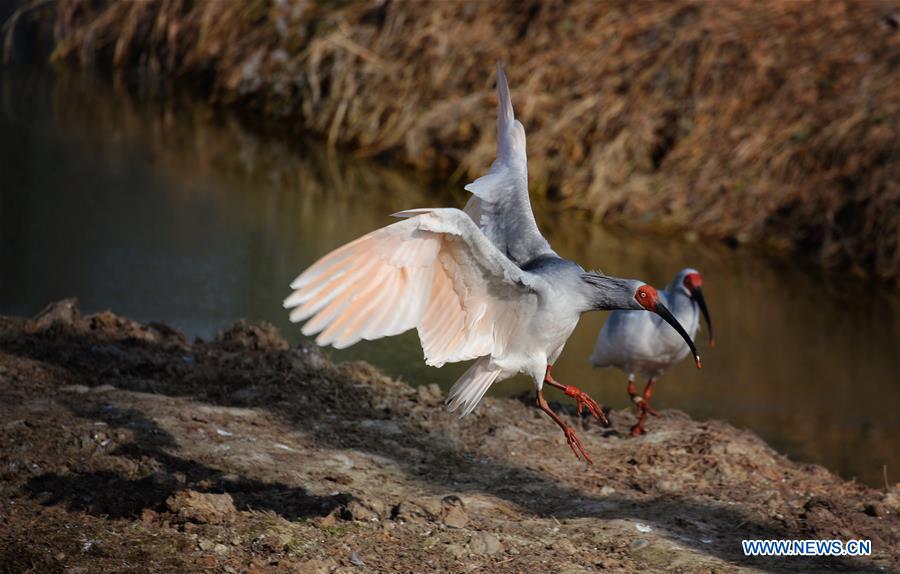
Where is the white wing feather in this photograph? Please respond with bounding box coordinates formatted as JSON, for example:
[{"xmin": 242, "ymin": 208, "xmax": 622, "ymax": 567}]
[{"xmin": 284, "ymin": 208, "xmax": 547, "ymax": 367}]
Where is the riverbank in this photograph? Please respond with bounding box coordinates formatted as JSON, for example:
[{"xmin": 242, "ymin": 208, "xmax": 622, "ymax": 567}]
[
  {"xmin": 5, "ymin": 0, "xmax": 900, "ymax": 285},
  {"xmin": 0, "ymin": 300, "xmax": 897, "ymax": 572}
]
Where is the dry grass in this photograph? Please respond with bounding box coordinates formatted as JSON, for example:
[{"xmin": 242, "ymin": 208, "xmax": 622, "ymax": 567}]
[{"xmin": 7, "ymin": 0, "xmax": 900, "ymax": 283}]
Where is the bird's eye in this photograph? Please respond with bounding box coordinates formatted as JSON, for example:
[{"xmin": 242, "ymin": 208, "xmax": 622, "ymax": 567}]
[{"xmin": 640, "ymin": 292, "xmax": 647, "ymax": 298}]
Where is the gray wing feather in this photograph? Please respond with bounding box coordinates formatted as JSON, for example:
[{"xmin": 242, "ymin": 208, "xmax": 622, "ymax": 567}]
[{"xmin": 464, "ymin": 62, "xmax": 555, "ymax": 266}]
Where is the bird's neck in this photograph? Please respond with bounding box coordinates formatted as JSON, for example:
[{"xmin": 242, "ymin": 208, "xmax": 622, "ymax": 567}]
[
  {"xmin": 580, "ymin": 273, "xmax": 637, "ymax": 312},
  {"xmin": 664, "ymin": 288, "xmax": 698, "ymax": 327}
]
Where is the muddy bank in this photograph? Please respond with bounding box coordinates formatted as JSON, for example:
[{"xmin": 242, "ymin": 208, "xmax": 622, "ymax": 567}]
[
  {"xmin": 7, "ymin": 0, "xmax": 900, "ymax": 285},
  {"xmin": 0, "ymin": 299, "xmax": 897, "ymax": 573}
]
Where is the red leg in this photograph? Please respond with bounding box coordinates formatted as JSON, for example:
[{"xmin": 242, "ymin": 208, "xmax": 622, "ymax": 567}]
[
  {"xmin": 627, "ymin": 376, "xmax": 658, "ymax": 436},
  {"xmin": 543, "ymin": 365, "xmax": 609, "ymax": 426},
  {"xmin": 536, "ymin": 389, "xmax": 593, "ymax": 464}
]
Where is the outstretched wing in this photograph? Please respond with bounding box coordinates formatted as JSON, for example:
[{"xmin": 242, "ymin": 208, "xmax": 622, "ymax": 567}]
[
  {"xmin": 284, "ymin": 208, "xmax": 547, "ymax": 367},
  {"xmin": 464, "ymin": 62, "xmax": 555, "ymax": 266}
]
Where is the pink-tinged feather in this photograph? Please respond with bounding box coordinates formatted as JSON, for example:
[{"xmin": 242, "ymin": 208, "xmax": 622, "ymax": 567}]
[
  {"xmin": 289, "ymin": 235, "xmax": 371, "ymax": 289},
  {"xmin": 285, "ymin": 208, "xmax": 549, "ymax": 416},
  {"xmin": 331, "ymin": 270, "xmax": 400, "ymax": 348}
]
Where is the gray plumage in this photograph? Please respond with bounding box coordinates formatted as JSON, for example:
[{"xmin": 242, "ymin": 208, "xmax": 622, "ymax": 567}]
[
  {"xmin": 591, "ymin": 268, "xmax": 706, "ymax": 378},
  {"xmin": 464, "ymin": 63, "xmax": 555, "ymax": 266}
]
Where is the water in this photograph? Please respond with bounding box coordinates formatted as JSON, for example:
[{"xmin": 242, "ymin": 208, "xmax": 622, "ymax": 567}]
[{"xmin": 2, "ymin": 66, "xmax": 898, "ymax": 487}]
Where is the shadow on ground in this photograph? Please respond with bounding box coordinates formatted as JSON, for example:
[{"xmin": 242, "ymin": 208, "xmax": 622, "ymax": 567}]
[{"xmin": 26, "ymin": 402, "xmax": 349, "ymax": 521}]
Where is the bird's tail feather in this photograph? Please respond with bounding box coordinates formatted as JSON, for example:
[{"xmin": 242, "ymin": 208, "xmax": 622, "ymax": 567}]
[{"xmin": 446, "ymin": 356, "xmax": 501, "ymax": 418}]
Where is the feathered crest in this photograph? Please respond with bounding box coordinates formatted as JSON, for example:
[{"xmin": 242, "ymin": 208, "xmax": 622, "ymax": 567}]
[{"xmin": 580, "ymin": 270, "xmax": 609, "ymax": 286}]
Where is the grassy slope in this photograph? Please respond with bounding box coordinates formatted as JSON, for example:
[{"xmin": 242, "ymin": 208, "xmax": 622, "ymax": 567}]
[{"xmin": 12, "ymin": 0, "xmax": 900, "ymax": 283}]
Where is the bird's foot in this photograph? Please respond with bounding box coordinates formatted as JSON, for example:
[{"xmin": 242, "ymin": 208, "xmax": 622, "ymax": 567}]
[
  {"xmin": 562, "ymin": 385, "xmax": 609, "ymax": 425},
  {"xmin": 562, "ymin": 426, "xmax": 593, "ymax": 464},
  {"xmin": 537, "ymin": 387, "xmax": 595, "ymax": 465},
  {"xmin": 629, "ymin": 402, "xmax": 658, "ymax": 436},
  {"xmin": 628, "ymin": 377, "xmax": 658, "ymax": 436},
  {"xmin": 631, "ymin": 397, "xmax": 659, "ymax": 416}
]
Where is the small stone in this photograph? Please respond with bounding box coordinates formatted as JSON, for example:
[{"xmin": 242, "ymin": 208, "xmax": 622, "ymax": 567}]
[
  {"xmin": 595, "ymin": 557, "xmax": 621, "ymax": 570},
  {"xmin": 34, "ymin": 490, "xmax": 54, "ymax": 504},
  {"xmin": 198, "ymin": 539, "xmax": 215, "ymax": 551},
  {"xmin": 349, "ymin": 551, "xmax": 365, "ymax": 567},
  {"xmin": 269, "ymin": 532, "xmax": 295, "ymax": 552},
  {"xmin": 444, "ymin": 543, "xmax": 467, "ymax": 559},
  {"xmin": 392, "ymin": 500, "xmax": 430, "ymax": 523},
  {"xmin": 26, "ymin": 298, "xmax": 80, "ymax": 333},
  {"xmin": 141, "ymin": 509, "xmax": 157, "ymax": 524},
  {"xmin": 91, "ymin": 384, "xmax": 117, "ymax": 393},
  {"xmin": 325, "ymin": 474, "xmax": 353, "ymax": 485},
  {"xmin": 214, "ymin": 320, "xmax": 289, "ymax": 351},
  {"xmin": 416, "ymin": 384, "xmax": 442, "ymax": 405},
  {"xmin": 213, "ymin": 543, "xmax": 228, "ymax": 555},
  {"xmin": 469, "ymin": 531, "xmax": 502, "ymax": 555},
  {"xmin": 628, "ymin": 539, "xmax": 674, "ymax": 569},
  {"xmin": 629, "ymin": 538, "xmax": 649, "ymax": 551},
  {"xmin": 441, "ymin": 495, "xmax": 468, "ymax": 529},
  {"xmin": 61, "ymin": 385, "xmax": 90, "ymax": 394},
  {"xmin": 557, "ymin": 539, "xmax": 577, "ymax": 554},
  {"xmin": 884, "ymin": 489, "xmax": 900, "ymax": 512},
  {"xmin": 864, "ymin": 502, "xmax": 884, "ymax": 517},
  {"xmin": 166, "ymin": 490, "xmax": 236, "ymax": 524},
  {"xmin": 294, "ymin": 559, "xmax": 331, "ymax": 574},
  {"xmin": 340, "ymin": 499, "xmax": 381, "ymax": 522}
]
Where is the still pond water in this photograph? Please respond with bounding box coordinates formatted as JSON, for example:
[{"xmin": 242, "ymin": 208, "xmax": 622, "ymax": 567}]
[{"xmin": 2, "ymin": 67, "xmax": 898, "ymax": 486}]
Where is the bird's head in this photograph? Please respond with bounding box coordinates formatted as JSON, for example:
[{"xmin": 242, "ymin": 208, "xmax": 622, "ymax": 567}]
[
  {"xmin": 678, "ymin": 269, "xmax": 714, "ymax": 347},
  {"xmin": 633, "ymin": 282, "xmax": 702, "ymax": 369},
  {"xmin": 633, "ymin": 283, "xmax": 660, "ymax": 311},
  {"xmin": 581, "ymin": 273, "xmax": 702, "ymax": 369}
]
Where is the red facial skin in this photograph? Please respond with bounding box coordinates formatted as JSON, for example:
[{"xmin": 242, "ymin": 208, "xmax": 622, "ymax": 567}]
[
  {"xmin": 683, "ymin": 272, "xmax": 702, "ymax": 292},
  {"xmin": 634, "ymin": 284, "xmax": 659, "ymax": 311}
]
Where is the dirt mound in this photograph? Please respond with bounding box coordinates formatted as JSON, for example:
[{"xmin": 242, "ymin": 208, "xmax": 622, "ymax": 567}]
[
  {"xmin": 0, "ymin": 300, "xmax": 897, "ymax": 572},
  {"xmin": 7, "ymin": 0, "xmax": 900, "ymax": 284}
]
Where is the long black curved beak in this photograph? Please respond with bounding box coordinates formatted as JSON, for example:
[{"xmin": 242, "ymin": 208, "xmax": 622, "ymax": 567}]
[
  {"xmin": 654, "ymin": 301, "xmax": 702, "ymax": 369},
  {"xmin": 691, "ymin": 286, "xmax": 714, "ymax": 347}
]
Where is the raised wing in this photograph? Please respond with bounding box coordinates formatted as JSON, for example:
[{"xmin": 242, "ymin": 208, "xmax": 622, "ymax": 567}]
[
  {"xmin": 284, "ymin": 208, "xmax": 547, "ymax": 367},
  {"xmin": 464, "ymin": 62, "xmax": 555, "ymax": 266}
]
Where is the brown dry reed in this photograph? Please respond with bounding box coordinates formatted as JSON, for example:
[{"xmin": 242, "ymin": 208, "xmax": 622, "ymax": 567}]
[{"xmin": 8, "ymin": 0, "xmax": 900, "ymax": 284}]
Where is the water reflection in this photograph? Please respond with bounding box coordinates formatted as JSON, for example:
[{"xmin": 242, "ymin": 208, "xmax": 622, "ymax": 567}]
[{"xmin": 1, "ymin": 66, "xmax": 898, "ymax": 486}]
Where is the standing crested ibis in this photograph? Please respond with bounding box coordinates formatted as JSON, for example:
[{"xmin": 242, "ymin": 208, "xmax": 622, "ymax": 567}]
[
  {"xmin": 284, "ymin": 63, "xmax": 701, "ymax": 463},
  {"xmin": 590, "ymin": 268, "xmax": 714, "ymax": 435}
]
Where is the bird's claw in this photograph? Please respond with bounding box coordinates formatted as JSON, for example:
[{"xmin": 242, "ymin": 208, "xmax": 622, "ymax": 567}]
[
  {"xmin": 563, "ymin": 426, "xmax": 593, "ymax": 465},
  {"xmin": 563, "ymin": 385, "xmax": 609, "ymax": 426},
  {"xmin": 631, "ymin": 397, "xmax": 658, "ymax": 417},
  {"xmin": 627, "ymin": 378, "xmax": 658, "ymax": 436},
  {"xmin": 630, "ymin": 400, "xmax": 658, "ymax": 436}
]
